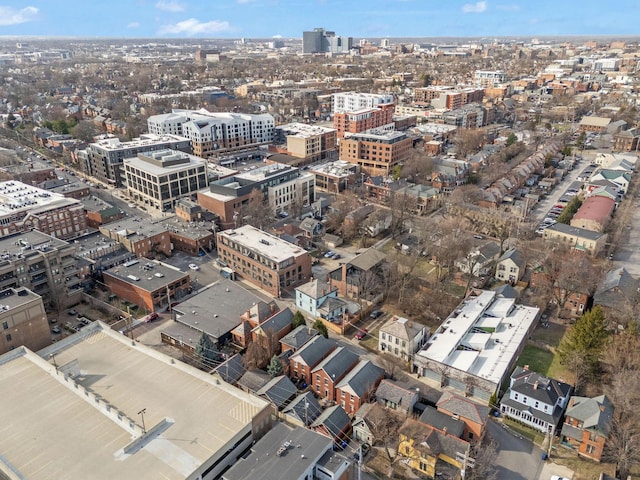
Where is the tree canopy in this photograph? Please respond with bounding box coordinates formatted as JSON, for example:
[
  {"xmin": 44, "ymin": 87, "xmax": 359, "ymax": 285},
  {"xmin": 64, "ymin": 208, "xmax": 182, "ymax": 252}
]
[
  {"xmin": 292, "ymin": 310, "xmax": 306, "ymax": 329},
  {"xmin": 195, "ymin": 332, "xmax": 218, "ymax": 366},
  {"xmin": 312, "ymin": 319, "xmax": 329, "ymax": 338},
  {"xmin": 267, "ymin": 355, "xmax": 284, "ymax": 377}
]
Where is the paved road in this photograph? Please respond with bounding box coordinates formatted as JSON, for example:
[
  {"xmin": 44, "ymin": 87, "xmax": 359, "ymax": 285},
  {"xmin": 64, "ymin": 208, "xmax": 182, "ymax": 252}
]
[{"xmin": 487, "ymin": 419, "xmax": 544, "ymax": 480}]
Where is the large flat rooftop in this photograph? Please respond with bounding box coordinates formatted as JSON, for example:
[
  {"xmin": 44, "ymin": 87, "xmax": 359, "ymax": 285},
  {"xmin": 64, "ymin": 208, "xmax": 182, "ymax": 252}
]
[
  {"xmin": 92, "ymin": 133, "xmax": 189, "ymax": 151},
  {"xmin": 416, "ymin": 290, "xmax": 539, "ymax": 385},
  {"xmin": 0, "ymin": 323, "xmax": 269, "ymax": 480},
  {"xmin": 103, "ymin": 259, "xmax": 189, "ymax": 292},
  {"xmin": 0, "ymin": 181, "xmax": 72, "ymax": 216},
  {"xmin": 219, "ymin": 225, "xmax": 308, "ymax": 263}
]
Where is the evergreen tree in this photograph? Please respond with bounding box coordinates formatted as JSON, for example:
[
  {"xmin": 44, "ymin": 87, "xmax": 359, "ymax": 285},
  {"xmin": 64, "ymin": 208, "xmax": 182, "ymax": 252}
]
[
  {"xmin": 292, "ymin": 310, "xmax": 306, "ymax": 329},
  {"xmin": 195, "ymin": 331, "xmax": 217, "ymax": 366},
  {"xmin": 313, "ymin": 319, "xmax": 329, "ymax": 338},
  {"xmin": 505, "ymin": 132, "xmax": 517, "ymax": 146},
  {"xmin": 267, "ymin": 355, "xmax": 284, "ymax": 377},
  {"xmin": 558, "ymin": 306, "xmax": 609, "ymax": 386}
]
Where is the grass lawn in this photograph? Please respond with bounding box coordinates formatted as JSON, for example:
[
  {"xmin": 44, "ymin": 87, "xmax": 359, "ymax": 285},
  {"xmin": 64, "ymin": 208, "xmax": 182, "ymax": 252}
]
[
  {"xmin": 517, "ymin": 345, "xmax": 555, "ymax": 375},
  {"xmin": 360, "ymin": 328, "xmax": 380, "ymax": 351}
]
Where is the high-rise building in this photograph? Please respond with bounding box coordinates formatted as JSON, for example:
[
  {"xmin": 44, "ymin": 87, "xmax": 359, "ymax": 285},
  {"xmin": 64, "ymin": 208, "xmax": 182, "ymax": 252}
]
[
  {"xmin": 302, "ymin": 28, "xmax": 352, "ymax": 54},
  {"xmin": 339, "ymin": 131, "xmax": 412, "ymax": 177},
  {"xmin": 332, "ymin": 92, "xmax": 394, "ymax": 114}
]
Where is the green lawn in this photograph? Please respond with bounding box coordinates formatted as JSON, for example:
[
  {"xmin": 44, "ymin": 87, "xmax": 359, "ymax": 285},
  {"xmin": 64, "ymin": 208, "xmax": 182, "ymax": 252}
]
[{"xmin": 516, "ymin": 345, "xmax": 555, "ymax": 375}]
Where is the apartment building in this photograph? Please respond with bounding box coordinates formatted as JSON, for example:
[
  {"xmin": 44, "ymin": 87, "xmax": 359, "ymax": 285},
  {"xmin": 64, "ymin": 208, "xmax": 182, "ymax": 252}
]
[
  {"xmin": 543, "ymin": 223, "xmax": 607, "ymax": 256},
  {"xmin": 148, "ymin": 109, "xmax": 274, "ymax": 158},
  {"xmin": 80, "ymin": 134, "xmax": 192, "ymax": 187},
  {"xmin": 99, "ymin": 218, "xmax": 172, "ymax": 258},
  {"xmin": 414, "ymin": 86, "xmax": 484, "ymax": 109},
  {"xmin": 474, "ymin": 70, "xmax": 507, "ymax": 87},
  {"xmin": 0, "ymin": 287, "xmax": 49, "ymax": 355},
  {"xmin": 378, "ymin": 316, "xmax": 429, "ymax": 362},
  {"xmin": 0, "ymin": 230, "xmax": 81, "ymax": 310},
  {"xmin": 332, "ymin": 92, "xmax": 394, "ymax": 114},
  {"xmin": 339, "ymin": 130, "xmax": 412, "ymax": 177},
  {"xmin": 198, "ymin": 163, "xmax": 314, "ymax": 228},
  {"xmin": 216, "ymin": 225, "xmax": 312, "ymax": 296},
  {"xmin": 123, "ymin": 149, "xmax": 208, "ymax": 212},
  {"xmin": 273, "ymin": 123, "xmax": 337, "ymax": 162},
  {"xmin": 310, "ymin": 160, "xmax": 358, "ymax": 194},
  {"xmin": 333, "ymin": 104, "xmax": 395, "ymax": 138},
  {"xmin": 0, "ymin": 181, "xmax": 88, "ymax": 241}
]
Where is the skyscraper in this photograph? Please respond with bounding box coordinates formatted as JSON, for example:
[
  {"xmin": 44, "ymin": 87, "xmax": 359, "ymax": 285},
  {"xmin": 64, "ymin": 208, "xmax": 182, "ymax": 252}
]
[{"xmin": 302, "ymin": 27, "xmax": 352, "ymax": 54}]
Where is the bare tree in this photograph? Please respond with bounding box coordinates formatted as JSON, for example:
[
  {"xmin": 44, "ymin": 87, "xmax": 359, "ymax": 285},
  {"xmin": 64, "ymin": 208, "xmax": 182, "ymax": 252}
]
[
  {"xmin": 453, "ymin": 129, "xmax": 485, "ymax": 158},
  {"xmin": 368, "ymin": 409, "xmax": 407, "ymax": 478},
  {"xmin": 463, "ymin": 438, "xmax": 500, "ymax": 480},
  {"xmin": 605, "ymin": 411, "xmax": 640, "ymax": 480},
  {"xmin": 243, "ymin": 329, "xmax": 279, "ymax": 370},
  {"xmin": 241, "ymin": 188, "xmax": 274, "ymax": 230}
]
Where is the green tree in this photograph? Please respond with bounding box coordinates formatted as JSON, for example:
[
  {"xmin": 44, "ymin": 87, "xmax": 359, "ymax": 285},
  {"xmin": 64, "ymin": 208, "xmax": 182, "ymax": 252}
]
[
  {"xmin": 267, "ymin": 355, "xmax": 284, "ymax": 377},
  {"xmin": 420, "ymin": 73, "xmax": 432, "ymax": 87},
  {"xmin": 505, "ymin": 132, "xmax": 517, "ymax": 147},
  {"xmin": 313, "ymin": 319, "xmax": 328, "ymax": 338},
  {"xmin": 558, "ymin": 306, "xmax": 609, "ymax": 387},
  {"xmin": 557, "ymin": 196, "xmax": 582, "ymax": 224},
  {"xmin": 195, "ymin": 331, "xmax": 218, "ymax": 367},
  {"xmin": 576, "ymin": 131, "xmax": 586, "ymax": 149},
  {"xmin": 292, "ymin": 310, "xmax": 306, "ymax": 329}
]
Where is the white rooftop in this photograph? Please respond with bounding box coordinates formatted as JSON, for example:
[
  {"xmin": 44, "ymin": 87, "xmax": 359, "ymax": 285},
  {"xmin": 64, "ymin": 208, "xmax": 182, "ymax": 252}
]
[
  {"xmin": 123, "ymin": 149, "xmax": 206, "ymax": 176},
  {"xmin": 416, "ymin": 290, "xmax": 539, "ymax": 385},
  {"xmin": 219, "ymin": 225, "xmax": 307, "ymax": 263},
  {"xmin": 276, "ymin": 122, "xmax": 336, "ymax": 137},
  {"xmin": 0, "ymin": 181, "xmax": 70, "ymax": 216},
  {"xmin": 0, "ymin": 322, "xmax": 269, "ymax": 480},
  {"xmin": 92, "ymin": 133, "xmax": 189, "ymax": 150}
]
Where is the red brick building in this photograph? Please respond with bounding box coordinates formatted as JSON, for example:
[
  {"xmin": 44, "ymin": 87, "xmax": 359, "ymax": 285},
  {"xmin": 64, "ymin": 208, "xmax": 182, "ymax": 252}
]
[
  {"xmin": 333, "ymin": 104, "xmax": 394, "ymax": 138},
  {"xmin": 311, "ymin": 347, "xmax": 358, "ymax": 402}
]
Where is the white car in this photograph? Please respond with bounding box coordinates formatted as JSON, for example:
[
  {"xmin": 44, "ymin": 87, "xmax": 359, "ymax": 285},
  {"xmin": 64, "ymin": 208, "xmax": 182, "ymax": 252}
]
[{"xmin": 188, "ymin": 264, "xmax": 199, "ymax": 271}]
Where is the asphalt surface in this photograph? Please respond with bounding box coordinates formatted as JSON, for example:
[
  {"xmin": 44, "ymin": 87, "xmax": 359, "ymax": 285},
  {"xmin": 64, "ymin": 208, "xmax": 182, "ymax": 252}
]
[{"xmin": 487, "ymin": 419, "xmax": 545, "ymax": 480}]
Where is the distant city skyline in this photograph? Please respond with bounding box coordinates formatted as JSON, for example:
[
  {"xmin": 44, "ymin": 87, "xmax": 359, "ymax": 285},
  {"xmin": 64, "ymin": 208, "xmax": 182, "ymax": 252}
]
[{"xmin": 0, "ymin": 0, "xmax": 638, "ymax": 39}]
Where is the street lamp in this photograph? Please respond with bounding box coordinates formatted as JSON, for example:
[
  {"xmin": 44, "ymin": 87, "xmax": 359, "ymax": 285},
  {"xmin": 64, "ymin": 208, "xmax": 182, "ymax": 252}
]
[{"xmin": 138, "ymin": 408, "xmax": 147, "ymax": 434}]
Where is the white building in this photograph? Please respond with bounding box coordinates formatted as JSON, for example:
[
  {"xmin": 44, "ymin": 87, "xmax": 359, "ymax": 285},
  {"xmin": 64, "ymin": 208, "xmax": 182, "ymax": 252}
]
[
  {"xmin": 147, "ymin": 109, "xmax": 274, "ymax": 158},
  {"xmin": 378, "ymin": 316, "xmax": 429, "ymax": 362},
  {"xmin": 413, "ymin": 290, "xmax": 539, "ymax": 403},
  {"xmin": 332, "ymin": 92, "xmax": 394, "ymax": 114},
  {"xmin": 123, "ymin": 149, "xmax": 208, "ymax": 211},
  {"xmin": 474, "ymin": 70, "xmax": 507, "ymax": 87},
  {"xmin": 295, "ymin": 278, "xmax": 347, "ymax": 321}
]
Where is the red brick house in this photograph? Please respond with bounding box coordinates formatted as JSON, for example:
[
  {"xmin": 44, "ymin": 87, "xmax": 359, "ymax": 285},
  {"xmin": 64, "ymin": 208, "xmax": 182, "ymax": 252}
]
[
  {"xmin": 311, "ymin": 346, "xmax": 358, "ymax": 402},
  {"xmin": 561, "ymin": 395, "xmax": 614, "ymax": 462},
  {"xmin": 289, "ymin": 335, "xmax": 336, "ymax": 384},
  {"xmin": 436, "ymin": 391, "xmax": 491, "ymax": 443},
  {"xmin": 334, "ymin": 359, "xmax": 384, "ymax": 415}
]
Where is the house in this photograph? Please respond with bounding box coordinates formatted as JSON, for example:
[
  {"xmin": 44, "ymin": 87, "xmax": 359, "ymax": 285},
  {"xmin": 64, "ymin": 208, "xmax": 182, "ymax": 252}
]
[
  {"xmin": 570, "ymin": 195, "xmax": 615, "ymax": 233},
  {"xmin": 561, "ymin": 395, "xmax": 614, "ymax": 462},
  {"xmin": 352, "ymin": 403, "xmax": 391, "ymax": 444},
  {"xmin": 279, "ymin": 325, "xmax": 318, "ymax": 353},
  {"xmin": 590, "ymin": 169, "xmax": 631, "ymax": 194},
  {"xmin": 495, "ymin": 247, "xmax": 525, "ymax": 284},
  {"xmin": 543, "ymin": 223, "xmax": 608, "ymax": 256},
  {"xmin": 289, "ymin": 335, "xmax": 336, "ymax": 385},
  {"xmin": 378, "ymin": 316, "xmax": 429, "ymax": 362},
  {"xmin": 328, "ymin": 248, "xmax": 387, "ymax": 300},
  {"xmin": 213, "ymin": 353, "xmax": 246, "ymax": 385},
  {"xmin": 231, "ymin": 300, "xmax": 280, "ymax": 348},
  {"xmin": 310, "ymin": 404, "xmax": 352, "ymax": 445},
  {"xmin": 295, "ymin": 278, "xmax": 346, "ymax": 321},
  {"xmin": 311, "ymin": 346, "xmax": 359, "ymax": 401},
  {"xmin": 436, "ymin": 391, "xmax": 491, "ymax": 442},
  {"xmin": 251, "ymin": 307, "xmax": 294, "ymax": 349},
  {"xmin": 456, "ymin": 240, "xmax": 501, "ymax": 276},
  {"xmin": 419, "ymin": 406, "xmax": 466, "ymax": 438},
  {"xmin": 334, "ymin": 359, "xmax": 385, "ymax": 415},
  {"xmin": 256, "ymin": 375, "xmax": 298, "ymax": 411},
  {"xmin": 236, "ymin": 368, "xmax": 271, "ymax": 393},
  {"xmin": 283, "ymin": 391, "xmax": 323, "ymax": 427},
  {"xmin": 500, "ymin": 366, "xmax": 573, "ymax": 433},
  {"xmin": 398, "ymin": 418, "xmax": 469, "ymax": 479},
  {"xmin": 375, "ymin": 379, "xmax": 420, "ymax": 414},
  {"xmin": 593, "ymin": 267, "xmax": 639, "ymax": 316}
]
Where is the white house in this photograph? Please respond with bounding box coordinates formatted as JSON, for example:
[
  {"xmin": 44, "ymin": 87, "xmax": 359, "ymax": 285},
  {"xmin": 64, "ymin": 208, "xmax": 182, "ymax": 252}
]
[
  {"xmin": 495, "ymin": 247, "xmax": 525, "ymax": 284},
  {"xmin": 295, "ymin": 278, "xmax": 347, "ymax": 322},
  {"xmin": 590, "ymin": 169, "xmax": 631, "ymax": 193},
  {"xmin": 378, "ymin": 316, "xmax": 429, "ymax": 362},
  {"xmin": 500, "ymin": 366, "xmax": 573, "ymax": 433}
]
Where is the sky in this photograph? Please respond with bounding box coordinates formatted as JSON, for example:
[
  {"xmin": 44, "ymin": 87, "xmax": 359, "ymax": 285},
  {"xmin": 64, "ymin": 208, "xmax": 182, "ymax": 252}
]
[{"xmin": 0, "ymin": 0, "xmax": 638, "ymax": 39}]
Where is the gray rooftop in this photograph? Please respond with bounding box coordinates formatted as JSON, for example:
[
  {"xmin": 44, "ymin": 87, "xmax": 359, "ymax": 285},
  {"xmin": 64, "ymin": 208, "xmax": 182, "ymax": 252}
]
[
  {"xmin": 280, "ymin": 325, "xmax": 318, "ymax": 350},
  {"xmin": 170, "ymin": 279, "xmax": 267, "ymax": 339},
  {"xmin": 2, "ymin": 323, "xmax": 269, "ymax": 480},
  {"xmin": 103, "ymin": 259, "xmax": 189, "ymax": 293},
  {"xmin": 312, "ymin": 346, "xmax": 358, "ymax": 381},
  {"xmin": 256, "ymin": 375, "xmax": 298, "ymax": 410},
  {"xmin": 436, "ymin": 391, "xmax": 491, "ymax": 425},
  {"xmin": 283, "ymin": 392, "xmax": 322, "ymax": 426},
  {"xmin": 290, "ymin": 335, "xmax": 336, "ymax": 368},
  {"xmin": 222, "ymin": 423, "xmax": 331, "ymax": 480},
  {"xmin": 335, "ymin": 359, "xmax": 384, "ymax": 398},
  {"xmin": 544, "ymin": 222, "xmax": 606, "ymax": 241},
  {"xmin": 419, "ymin": 406, "xmax": 465, "ymax": 438}
]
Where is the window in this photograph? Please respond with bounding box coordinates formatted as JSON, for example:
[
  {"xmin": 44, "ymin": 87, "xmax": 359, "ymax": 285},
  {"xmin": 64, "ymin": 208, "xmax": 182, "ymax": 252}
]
[
  {"xmin": 2, "ymin": 321, "xmax": 7, "ymax": 330},
  {"xmin": 5, "ymin": 334, "xmax": 11, "ymax": 342},
  {"xmin": 586, "ymin": 444, "xmax": 596, "ymax": 454}
]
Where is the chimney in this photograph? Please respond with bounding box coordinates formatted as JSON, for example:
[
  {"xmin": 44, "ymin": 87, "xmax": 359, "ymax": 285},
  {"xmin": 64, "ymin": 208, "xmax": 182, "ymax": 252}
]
[
  {"xmin": 599, "ymin": 404, "xmax": 606, "ymax": 412},
  {"xmin": 442, "ymin": 426, "xmax": 447, "ymax": 434},
  {"xmin": 270, "ymin": 303, "xmax": 276, "ymax": 314},
  {"xmin": 523, "ymin": 365, "xmax": 529, "ymax": 371},
  {"xmin": 569, "ymin": 397, "xmax": 575, "ymax": 408},
  {"xmin": 533, "ymin": 381, "xmax": 539, "ymax": 390}
]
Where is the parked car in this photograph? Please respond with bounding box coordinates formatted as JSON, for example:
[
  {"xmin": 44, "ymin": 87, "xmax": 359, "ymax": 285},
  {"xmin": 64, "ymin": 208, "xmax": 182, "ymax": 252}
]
[
  {"xmin": 324, "ymin": 250, "xmax": 335, "ymax": 258},
  {"xmin": 354, "ymin": 329, "xmax": 368, "ymax": 340},
  {"xmin": 49, "ymin": 318, "xmax": 57, "ymax": 324},
  {"xmin": 188, "ymin": 263, "xmax": 199, "ymax": 271},
  {"xmin": 278, "ymin": 211, "xmax": 289, "ymax": 218},
  {"xmin": 67, "ymin": 308, "xmax": 77, "ymax": 316},
  {"xmin": 51, "ymin": 326, "xmax": 61, "ymax": 334},
  {"xmin": 370, "ymin": 310, "xmax": 384, "ymax": 319},
  {"xmin": 332, "ymin": 253, "xmax": 341, "ymax": 260},
  {"xmin": 146, "ymin": 312, "xmax": 159, "ymax": 322}
]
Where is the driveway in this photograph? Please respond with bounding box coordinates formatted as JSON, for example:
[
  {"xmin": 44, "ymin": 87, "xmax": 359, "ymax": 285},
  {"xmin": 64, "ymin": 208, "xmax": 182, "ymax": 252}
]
[{"xmin": 487, "ymin": 419, "xmax": 544, "ymax": 480}]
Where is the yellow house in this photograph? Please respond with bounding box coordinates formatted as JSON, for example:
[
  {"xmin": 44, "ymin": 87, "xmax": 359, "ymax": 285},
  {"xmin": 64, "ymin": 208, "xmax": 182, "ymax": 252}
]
[{"xmin": 398, "ymin": 419, "xmax": 467, "ymax": 478}]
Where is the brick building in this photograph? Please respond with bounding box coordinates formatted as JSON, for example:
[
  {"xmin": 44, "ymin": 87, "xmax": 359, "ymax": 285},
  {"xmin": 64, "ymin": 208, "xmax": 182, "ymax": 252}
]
[
  {"xmin": 339, "ymin": 131, "xmax": 412, "ymax": 177},
  {"xmin": 0, "ymin": 287, "xmax": 49, "ymax": 355}
]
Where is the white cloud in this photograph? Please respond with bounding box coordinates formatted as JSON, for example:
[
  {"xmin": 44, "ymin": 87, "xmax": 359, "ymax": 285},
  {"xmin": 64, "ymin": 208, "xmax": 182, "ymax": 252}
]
[
  {"xmin": 158, "ymin": 18, "xmax": 231, "ymax": 36},
  {"xmin": 236, "ymin": 0, "xmax": 255, "ymax": 3},
  {"xmin": 272, "ymin": 34, "xmax": 282, "ymax": 38},
  {"xmin": 462, "ymin": 1, "xmax": 487, "ymax": 13},
  {"xmin": 0, "ymin": 6, "xmax": 39, "ymax": 26},
  {"xmin": 155, "ymin": 1, "xmax": 186, "ymax": 12},
  {"xmin": 496, "ymin": 4, "xmax": 520, "ymax": 11},
  {"xmin": 127, "ymin": 22, "xmax": 141, "ymax": 28}
]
